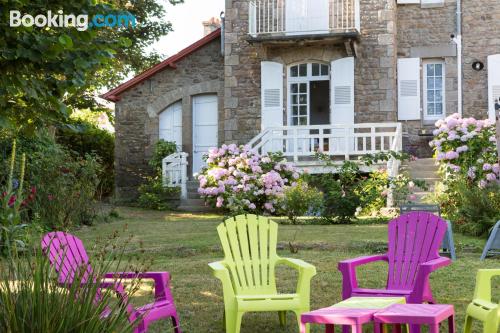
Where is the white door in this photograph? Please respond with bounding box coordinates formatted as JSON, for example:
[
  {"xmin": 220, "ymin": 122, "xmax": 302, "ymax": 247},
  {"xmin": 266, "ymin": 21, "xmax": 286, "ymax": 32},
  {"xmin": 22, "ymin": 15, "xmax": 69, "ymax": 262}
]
[
  {"xmin": 159, "ymin": 101, "xmax": 182, "ymax": 151},
  {"xmin": 193, "ymin": 95, "xmax": 218, "ymax": 175},
  {"xmin": 285, "ymin": 0, "xmax": 329, "ymax": 35}
]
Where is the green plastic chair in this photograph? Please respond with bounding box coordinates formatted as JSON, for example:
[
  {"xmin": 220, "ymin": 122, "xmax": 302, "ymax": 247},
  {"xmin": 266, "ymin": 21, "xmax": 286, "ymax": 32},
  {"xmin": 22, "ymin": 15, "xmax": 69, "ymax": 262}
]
[
  {"xmin": 209, "ymin": 214, "xmax": 316, "ymax": 333},
  {"xmin": 464, "ymin": 269, "xmax": 499, "ymax": 333}
]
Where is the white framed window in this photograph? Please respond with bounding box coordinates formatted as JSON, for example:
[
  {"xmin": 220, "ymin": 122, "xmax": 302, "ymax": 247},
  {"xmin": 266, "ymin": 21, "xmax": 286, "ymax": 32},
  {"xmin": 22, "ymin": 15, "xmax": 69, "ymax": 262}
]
[
  {"xmin": 423, "ymin": 59, "xmax": 445, "ymax": 120},
  {"xmin": 288, "ymin": 62, "xmax": 329, "ymax": 125}
]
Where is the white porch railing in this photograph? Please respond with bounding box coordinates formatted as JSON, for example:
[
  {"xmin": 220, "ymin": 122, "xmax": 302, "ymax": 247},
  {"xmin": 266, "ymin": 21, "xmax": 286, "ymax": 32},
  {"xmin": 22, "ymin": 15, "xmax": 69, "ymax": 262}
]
[
  {"xmin": 248, "ymin": 123, "xmax": 403, "ymax": 161},
  {"xmin": 162, "ymin": 152, "xmax": 188, "ymax": 200},
  {"xmin": 386, "ymin": 123, "xmax": 403, "ymax": 207},
  {"xmin": 249, "ymin": 0, "xmax": 360, "ymax": 37}
]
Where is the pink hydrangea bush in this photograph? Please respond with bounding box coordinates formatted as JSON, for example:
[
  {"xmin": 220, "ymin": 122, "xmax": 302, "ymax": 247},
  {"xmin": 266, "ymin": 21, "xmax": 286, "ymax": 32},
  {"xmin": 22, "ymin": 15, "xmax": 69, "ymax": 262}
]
[
  {"xmin": 430, "ymin": 113, "xmax": 498, "ymax": 187},
  {"xmin": 197, "ymin": 144, "xmax": 301, "ymax": 215}
]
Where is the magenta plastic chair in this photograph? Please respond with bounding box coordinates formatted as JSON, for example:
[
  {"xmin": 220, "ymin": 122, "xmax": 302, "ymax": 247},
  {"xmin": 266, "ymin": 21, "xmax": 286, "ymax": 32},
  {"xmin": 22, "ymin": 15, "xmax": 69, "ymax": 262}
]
[
  {"xmin": 41, "ymin": 232, "xmax": 181, "ymax": 333},
  {"xmin": 338, "ymin": 212, "xmax": 451, "ymax": 333}
]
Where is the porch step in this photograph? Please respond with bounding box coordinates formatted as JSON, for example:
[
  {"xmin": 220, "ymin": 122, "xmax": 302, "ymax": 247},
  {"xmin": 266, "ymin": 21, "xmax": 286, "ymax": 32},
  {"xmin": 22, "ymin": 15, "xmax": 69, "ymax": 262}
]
[
  {"xmin": 178, "ymin": 199, "xmax": 215, "ymax": 213},
  {"xmin": 404, "ymin": 158, "xmax": 440, "ymax": 204}
]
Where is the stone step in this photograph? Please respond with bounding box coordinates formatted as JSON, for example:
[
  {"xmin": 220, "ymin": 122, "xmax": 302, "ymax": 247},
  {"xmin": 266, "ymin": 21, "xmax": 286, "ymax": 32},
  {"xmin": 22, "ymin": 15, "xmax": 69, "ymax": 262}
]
[
  {"xmin": 187, "ymin": 192, "xmax": 201, "ymax": 199},
  {"xmin": 409, "ymin": 171, "xmax": 440, "ymax": 179}
]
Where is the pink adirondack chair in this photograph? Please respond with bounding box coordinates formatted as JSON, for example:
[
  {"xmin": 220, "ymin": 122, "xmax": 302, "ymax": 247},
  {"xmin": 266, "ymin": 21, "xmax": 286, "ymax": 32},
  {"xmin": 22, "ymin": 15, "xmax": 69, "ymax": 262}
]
[
  {"xmin": 338, "ymin": 212, "xmax": 451, "ymax": 304},
  {"xmin": 41, "ymin": 232, "xmax": 181, "ymax": 333}
]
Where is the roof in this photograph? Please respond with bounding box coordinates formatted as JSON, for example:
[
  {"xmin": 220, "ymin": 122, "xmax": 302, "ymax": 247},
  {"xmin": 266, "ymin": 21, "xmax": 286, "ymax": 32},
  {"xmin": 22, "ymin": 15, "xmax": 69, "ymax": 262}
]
[{"xmin": 102, "ymin": 28, "xmax": 222, "ymax": 102}]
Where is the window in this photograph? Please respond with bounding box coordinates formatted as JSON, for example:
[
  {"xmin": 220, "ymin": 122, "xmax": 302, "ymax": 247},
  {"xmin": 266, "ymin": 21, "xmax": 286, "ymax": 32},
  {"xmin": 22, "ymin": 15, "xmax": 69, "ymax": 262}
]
[
  {"xmin": 288, "ymin": 62, "xmax": 330, "ymax": 126},
  {"xmin": 423, "ymin": 60, "xmax": 445, "ymax": 120}
]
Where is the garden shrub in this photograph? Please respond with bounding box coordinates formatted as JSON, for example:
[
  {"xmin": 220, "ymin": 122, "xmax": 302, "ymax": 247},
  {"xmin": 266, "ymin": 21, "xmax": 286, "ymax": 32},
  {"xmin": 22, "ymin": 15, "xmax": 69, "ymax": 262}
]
[
  {"xmin": 430, "ymin": 114, "xmax": 499, "ymax": 236},
  {"xmin": 450, "ymin": 181, "xmax": 500, "ymax": 237},
  {"xmin": 137, "ymin": 140, "xmax": 179, "ymax": 210},
  {"xmin": 430, "ymin": 113, "xmax": 498, "ymax": 187},
  {"xmin": 197, "ymin": 144, "xmax": 301, "ymax": 215},
  {"xmin": 277, "ymin": 179, "xmax": 323, "ymax": 224},
  {"xmin": 0, "ymin": 132, "xmax": 103, "ymax": 231},
  {"xmin": 56, "ymin": 120, "xmax": 115, "ymax": 197}
]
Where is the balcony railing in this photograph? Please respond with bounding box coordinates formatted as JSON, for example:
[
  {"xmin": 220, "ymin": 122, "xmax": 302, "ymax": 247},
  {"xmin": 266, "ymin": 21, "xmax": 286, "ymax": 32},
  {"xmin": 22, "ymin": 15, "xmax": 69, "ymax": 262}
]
[{"xmin": 249, "ymin": 0, "xmax": 360, "ymax": 38}]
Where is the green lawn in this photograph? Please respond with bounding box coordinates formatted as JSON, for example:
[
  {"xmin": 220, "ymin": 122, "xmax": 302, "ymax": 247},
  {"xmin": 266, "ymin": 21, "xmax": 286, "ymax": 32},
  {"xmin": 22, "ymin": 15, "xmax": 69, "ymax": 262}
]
[{"xmin": 77, "ymin": 207, "xmax": 499, "ymax": 333}]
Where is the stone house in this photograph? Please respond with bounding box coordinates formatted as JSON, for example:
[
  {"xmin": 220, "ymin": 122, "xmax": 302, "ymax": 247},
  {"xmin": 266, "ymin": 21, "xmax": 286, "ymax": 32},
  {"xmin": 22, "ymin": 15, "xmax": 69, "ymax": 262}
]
[{"xmin": 103, "ymin": 0, "xmax": 500, "ymax": 200}]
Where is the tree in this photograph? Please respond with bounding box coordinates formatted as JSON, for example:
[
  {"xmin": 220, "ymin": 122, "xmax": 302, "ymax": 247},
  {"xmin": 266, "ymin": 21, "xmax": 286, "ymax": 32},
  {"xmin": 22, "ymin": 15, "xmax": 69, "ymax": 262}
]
[{"xmin": 0, "ymin": 0, "xmax": 182, "ymax": 133}]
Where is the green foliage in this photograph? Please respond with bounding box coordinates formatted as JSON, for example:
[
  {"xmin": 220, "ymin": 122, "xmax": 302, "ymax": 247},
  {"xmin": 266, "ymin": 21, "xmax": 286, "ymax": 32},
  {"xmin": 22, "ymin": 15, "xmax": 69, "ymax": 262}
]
[
  {"xmin": 439, "ymin": 180, "xmax": 500, "ymax": 237},
  {"xmin": 0, "ymin": 132, "xmax": 103, "ymax": 231},
  {"xmin": 148, "ymin": 140, "xmax": 177, "ymax": 172},
  {"xmin": 56, "ymin": 120, "xmax": 115, "ymax": 197},
  {"xmin": 0, "ymin": 0, "xmax": 183, "ymax": 132},
  {"xmin": 137, "ymin": 140, "xmax": 178, "ymax": 210},
  {"xmin": 137, "ymin": 177, "xmax": 179, "ymax": 211},
  {"xmin": 278, "ymin": 179, "xmax": 323, "ymax": 224},
  {"xmin": 0, "ymin": 141, "xmax": 31, "ymax": 256}
]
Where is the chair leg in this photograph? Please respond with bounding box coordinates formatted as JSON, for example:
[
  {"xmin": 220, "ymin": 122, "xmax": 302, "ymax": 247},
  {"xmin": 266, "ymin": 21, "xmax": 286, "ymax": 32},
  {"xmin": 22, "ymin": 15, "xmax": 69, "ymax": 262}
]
[
  {"xmin": 278, "ymin": 311, "xmax": 287, "ymax": 327},
  {"xmin": 171, "ymin": 314, "xmax": 182, "ymax": 333},
  {"xmin": 429, "ymin": 323, "xmax": 440, "ymax": 333},
  {"xmin": 351, "ymin": 324, "xmax": 363, "ymax": 333},
  {"xmin": 225, "ymin": 311, "xmax": 243, "ymax": 333},
  {"xmin": 447, "ymin": 315, "xmax": 455, "ymax": 333},
  {"xmin": 483, "ymin": 320, "xmax": 497, "ymax": 333},
  {"xmin": 325, "ymin": 324, "xmax": 334, "ymax": 333},
  {"xmin": 409, "ymin": 324, "xmax": 421, "ymax": 333},
  {"xmin": 463, "ymin": 314, "xmax": 473, "ymax": 333},
  {"xmin": 295, "ymin": 310, "xmax": 309, "ymax": 333}
]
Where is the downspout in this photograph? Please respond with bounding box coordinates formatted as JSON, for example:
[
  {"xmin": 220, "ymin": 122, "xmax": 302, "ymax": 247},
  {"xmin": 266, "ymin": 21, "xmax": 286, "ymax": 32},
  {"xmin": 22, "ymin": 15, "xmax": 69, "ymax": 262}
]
[
  {"xmin": 220, "ymin": 11, "xmax": 225, "ymax": 56},
  {"xmin": 455, "ymin": 0, "xmax": 463, "ymax": 116}
]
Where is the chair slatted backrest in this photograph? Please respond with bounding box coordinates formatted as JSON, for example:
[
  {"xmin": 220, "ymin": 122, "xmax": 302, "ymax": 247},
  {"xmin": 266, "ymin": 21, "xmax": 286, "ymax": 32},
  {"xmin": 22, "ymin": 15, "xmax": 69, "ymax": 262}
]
[
  {"xmin": 386, "ymin": 212, "xmax": 447, "ymax": 290},
  {"xmin": 217, "ymin": 214, "xmax": 279, "ymax": 295},
  {"xmin": 41, "ymin": 232, "xmax": 94, "ymax": 285}
]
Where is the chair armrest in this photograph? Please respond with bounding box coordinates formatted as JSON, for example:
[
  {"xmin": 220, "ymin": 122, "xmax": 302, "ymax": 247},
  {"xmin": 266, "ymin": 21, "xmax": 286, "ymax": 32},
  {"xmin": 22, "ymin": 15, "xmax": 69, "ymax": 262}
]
[
  {"xmin": 208, "ymin": 261, "xmax": 235, "ymax": 300},
  {"xmin": 410, "ymin": 256, "xmax": 451, "ymax": 303},
  {"xmin": 418, "ymin": 256, "xmax": 451, "ymax": 274},
  {"xmin": 104, "ymin": 272, "xmax": 171, "ymax": 300},
  {"xmin": 277, "ymin": 258, "xmax": 316, "ymax": 295},
  {"xmin": 277, "ymin": 257, "xmax": 316, "ymax": 274},
  {"xmin": 338, "ymin": 254, "xmax": 389, "ymax": 269},
  {"xmin": 337, "ymin": 254, "xmax": 388, "ymax": 299}
]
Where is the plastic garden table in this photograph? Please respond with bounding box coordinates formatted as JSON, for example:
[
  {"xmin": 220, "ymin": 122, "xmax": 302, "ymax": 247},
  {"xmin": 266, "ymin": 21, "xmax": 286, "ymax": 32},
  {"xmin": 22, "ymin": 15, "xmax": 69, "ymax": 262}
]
[
  {"xmin": 300, "ymin": 297, "xmax": 406, "ymax": 333},
  {"xmin": 373, "ymin": 304, "xmax": 455, "ymax": 333}
]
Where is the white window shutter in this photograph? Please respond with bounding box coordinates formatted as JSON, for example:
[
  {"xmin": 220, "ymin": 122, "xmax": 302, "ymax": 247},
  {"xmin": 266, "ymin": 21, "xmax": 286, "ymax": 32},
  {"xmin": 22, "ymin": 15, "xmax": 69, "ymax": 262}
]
[
  {"xmin": 261, "ymin": 61, "xmax": 284, "ymax": 130},
  {"xmin": 331, "ymin": 57, "xmax": 355, "ymax": 125},
  {"xmin": 488, "ymin": 54, "xmax": 500, "ymax": 122},
  {"xmin": 398, "ymin": 58, "xmax": 421, "ymax": 120},
  {"xmin": 397, "ymin": 0, "xmax": 420, "ymax": 4}
]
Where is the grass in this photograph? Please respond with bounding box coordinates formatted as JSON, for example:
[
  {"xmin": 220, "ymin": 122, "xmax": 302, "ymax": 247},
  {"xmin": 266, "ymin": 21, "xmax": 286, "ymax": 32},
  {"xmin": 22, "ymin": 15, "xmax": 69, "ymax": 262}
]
[{"xmin": 76, "ymin": 207, "xmax": 499, "ymax": 333}]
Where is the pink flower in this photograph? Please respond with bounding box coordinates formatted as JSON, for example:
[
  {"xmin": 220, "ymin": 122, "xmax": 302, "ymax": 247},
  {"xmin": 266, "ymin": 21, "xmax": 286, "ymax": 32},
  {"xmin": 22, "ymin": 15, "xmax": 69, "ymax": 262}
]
[
  {"xmin": 216, "ymin": 196, "xmax": 224, "ymax": 208},
  {"xmin": 445, "ymin": 151, "xmax": 459, "ymax": 160},
  {"xmin": 483, "ymin": 163, "xmax": 492, "ymax": 171},
  {"xmin": 409, "ymin": 194, "xmax": 417, "ymax": 201},
  {"xmin": 8, "ymin": 195, "xmax": 16, "ymax": 207},
  {"xmin": 486, "ymin": 173, "xmax": 497, "ymax": 182},
  {"xmin": 492, "ymin": 164, "xmax": 500, "ymax": 174}
]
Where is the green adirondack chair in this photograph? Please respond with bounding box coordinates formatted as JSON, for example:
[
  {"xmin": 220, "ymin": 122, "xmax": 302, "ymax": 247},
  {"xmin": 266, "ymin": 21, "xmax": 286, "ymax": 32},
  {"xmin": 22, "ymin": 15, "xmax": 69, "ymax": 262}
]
[
  {"xmin": 464, "ymin": 269, "xmax": 500, "ymax": 333},
  {"xmin": 209, "ymin": 214, "xmax": 317, "ymax": 333}
]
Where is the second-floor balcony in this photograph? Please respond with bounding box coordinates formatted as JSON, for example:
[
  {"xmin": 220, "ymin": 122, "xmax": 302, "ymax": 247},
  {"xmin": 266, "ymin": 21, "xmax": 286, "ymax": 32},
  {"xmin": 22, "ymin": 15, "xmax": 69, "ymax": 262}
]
[{"xmin": 248, "ymin": 0, "xmax": 360, "ymax": 41}]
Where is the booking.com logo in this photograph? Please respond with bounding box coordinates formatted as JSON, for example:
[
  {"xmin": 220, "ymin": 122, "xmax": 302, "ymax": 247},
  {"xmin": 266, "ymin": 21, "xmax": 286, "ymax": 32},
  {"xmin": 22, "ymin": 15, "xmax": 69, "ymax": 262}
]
[{"xmin": 9, "ymin": 10, "xmax": 136, "ymax": 31}]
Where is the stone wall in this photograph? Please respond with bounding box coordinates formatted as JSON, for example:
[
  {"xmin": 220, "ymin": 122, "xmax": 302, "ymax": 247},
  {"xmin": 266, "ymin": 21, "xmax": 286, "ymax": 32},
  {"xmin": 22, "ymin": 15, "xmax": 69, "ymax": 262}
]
[
  {"xmin": 462, "ymin": 0, "xmax": 500, "ymax": 119},
  {"xmin": 396, "ymin": 0, "xmax": 457, "ymax": 156},
  {"xmin": 114, "ymin": 38, "xmax": 224, "ymax": 200},
  {"xmin": 355, "ymin": 0, "xmax": 398, "ymax": 124}
]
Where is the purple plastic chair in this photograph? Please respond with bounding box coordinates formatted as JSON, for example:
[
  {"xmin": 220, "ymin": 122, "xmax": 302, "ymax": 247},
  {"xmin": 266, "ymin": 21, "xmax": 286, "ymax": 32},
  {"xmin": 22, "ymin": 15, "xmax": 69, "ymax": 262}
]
[
  {"xmin": 41, "ymin": 232, "xmax": 181, "ymax": 333},
  {"xmin": 338, "ymin": 212, "xmax": 451, "ymax": 333}
]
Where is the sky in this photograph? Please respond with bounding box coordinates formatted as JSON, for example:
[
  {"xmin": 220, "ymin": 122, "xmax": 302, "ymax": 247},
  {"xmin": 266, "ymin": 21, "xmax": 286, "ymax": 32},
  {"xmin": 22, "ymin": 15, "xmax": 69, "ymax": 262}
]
[{"xmin": 150, "ymin": 0, "xmax": 225, "ymax": 57}]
